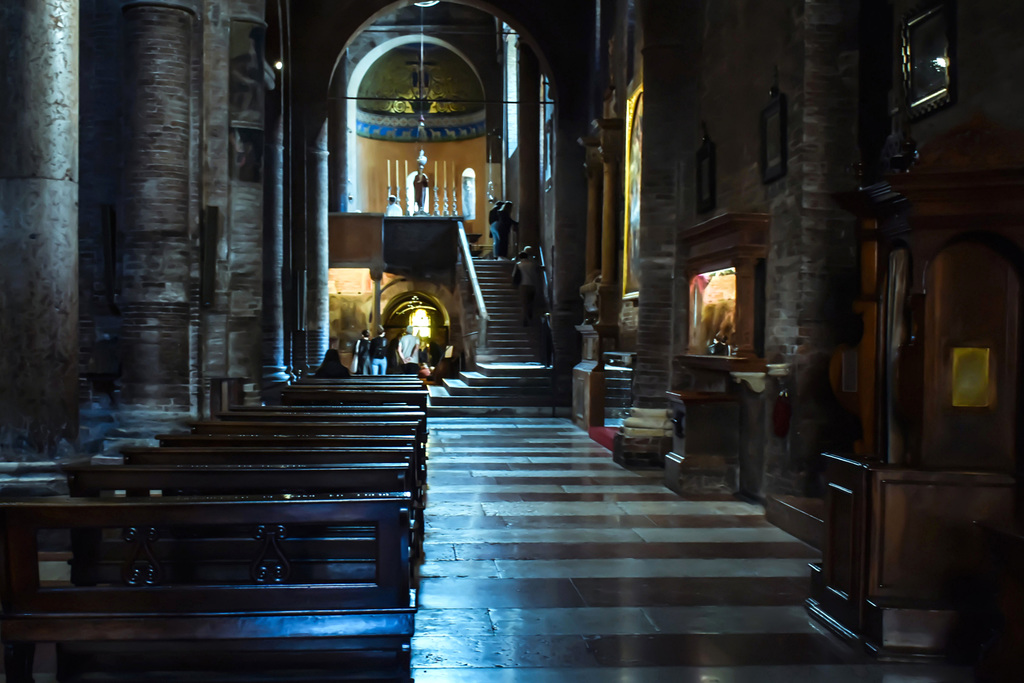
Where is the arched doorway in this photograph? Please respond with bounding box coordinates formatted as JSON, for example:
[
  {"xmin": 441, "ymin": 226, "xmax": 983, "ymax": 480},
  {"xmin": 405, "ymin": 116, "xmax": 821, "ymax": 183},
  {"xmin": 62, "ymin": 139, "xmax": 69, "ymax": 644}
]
[{"xmin": 382, "ymin": 292, "xmax": 450, "ymax": 368}]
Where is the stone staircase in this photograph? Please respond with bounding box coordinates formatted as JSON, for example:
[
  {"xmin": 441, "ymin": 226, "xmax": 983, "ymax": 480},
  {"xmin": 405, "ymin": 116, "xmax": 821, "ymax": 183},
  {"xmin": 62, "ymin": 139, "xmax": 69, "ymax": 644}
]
[{"xmin": 429, "ymin": 259, "xmax": 558, "ymax": 416}]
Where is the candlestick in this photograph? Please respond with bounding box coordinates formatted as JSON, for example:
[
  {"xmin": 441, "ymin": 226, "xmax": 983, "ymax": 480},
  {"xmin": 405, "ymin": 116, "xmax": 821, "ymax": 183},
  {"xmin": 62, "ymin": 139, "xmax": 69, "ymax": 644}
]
[
  {"xmin": 443, "ymin": 160, "xmax": 447, "ymax": 189},
  {"xmin": 387, "ymin": 161, "xmax": 391, "ymax": 188},
  {"xmin": 434, "ymin": 161, "xmax": 437, "ymax": 190}
]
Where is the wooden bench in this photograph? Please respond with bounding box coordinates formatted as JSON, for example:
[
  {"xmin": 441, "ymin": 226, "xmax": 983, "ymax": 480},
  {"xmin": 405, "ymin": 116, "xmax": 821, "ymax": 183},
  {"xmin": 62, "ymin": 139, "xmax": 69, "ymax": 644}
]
[
  {"xmin": 0, "ymin": 494, "xmax": 414, "ymax": 682},
  {"xmin": 281, "ymin": 387, "xmax": 429, "ymax": 412},
  {"xmin": 62, "ymin": 461, "xmax": 409, "ymax": 498},
  {"xmin": 214, "ymin": 408, "xmax": 427, "ymax": 449}
]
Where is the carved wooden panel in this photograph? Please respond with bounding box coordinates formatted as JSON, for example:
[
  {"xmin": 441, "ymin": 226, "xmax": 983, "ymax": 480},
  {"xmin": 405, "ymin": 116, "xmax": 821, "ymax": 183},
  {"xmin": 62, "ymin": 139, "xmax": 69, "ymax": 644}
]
[
  {"xmin": 922, "ymin": 241, "xmax": 1020, "ymax": 472},
  {"xmin": 869, "ymin": 469, "xmax": 1014, "ymax": 602}
]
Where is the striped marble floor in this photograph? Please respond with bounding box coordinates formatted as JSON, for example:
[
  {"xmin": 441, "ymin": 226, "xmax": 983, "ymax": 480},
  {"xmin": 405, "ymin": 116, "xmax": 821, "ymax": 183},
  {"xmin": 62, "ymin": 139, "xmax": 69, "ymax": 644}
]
[{"xmin": 411, "ymin": 418, "xmax": 972, "ymax": 682}]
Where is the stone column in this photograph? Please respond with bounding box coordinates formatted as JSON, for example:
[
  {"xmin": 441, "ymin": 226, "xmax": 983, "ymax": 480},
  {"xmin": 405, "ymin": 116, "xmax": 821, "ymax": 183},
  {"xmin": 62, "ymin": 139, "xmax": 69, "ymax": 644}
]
[
  {"xmin": 579, "ymin": 135, "xmax": 603, "ymax": 279},
  {"xmin": 305, "ymin": 120, "xmax": 330, "ymax": 370},
  {"xmin": 119, "ymin": 0, "xmax": 196, "ymax": 416},
  {"xmin": 517, "ymin": 44, "xmax": 541, "ymax": 250},
  {"xmin": 328, "ymin": 62, "xmax": 349, "ymax": 212},
  {"xmin": 596, "ymin": 118, "xmax": 623, "ymax": 332},
  {"xmin": 262, "ymin": 113, "xmax": 289, "ymax": 393},
  {"xmin": 0, "ymin": 0, "xmax": 80, "ymax": 455}
]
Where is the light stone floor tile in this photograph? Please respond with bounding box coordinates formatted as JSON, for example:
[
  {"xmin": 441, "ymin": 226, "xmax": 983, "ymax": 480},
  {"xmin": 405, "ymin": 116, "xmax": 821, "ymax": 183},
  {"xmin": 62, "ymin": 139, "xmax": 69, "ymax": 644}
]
[
  {"xmin": 424, "ymin": 526, "xmax": 799, "ymax": 543},
  {"xmin": 425, "ymin": 484, "xmax": 566, "ymax": 493},
  {"xmin": 414, "ymin": 608, "xmax": 495, "ymax": 636},
  {"xmin": 427, "ymin": 456, "xmax": 616, "ymax": 465},
  {"xmin": 433, "ymin": 448, "xmax": 613, "ymax": 455},
  {"xmin": 475, "ymin": 501, "xmax": 757, "ymax": 517},
  {"xmin": 434, "ymin": 469, "xmax": 644, "ymax": 479},
  {"xmin": 641, "ymin": 605, "xmax": 819, "ymax": 634},
  {"xmin": 615, "ymin": 501, "xmax": 766, "ymax": 515},
  {"xmin": 487, "ymin": 607, "xmax": 656, "ymax": 635},
  {"xmin": 476, "ymin": 501, "xmax": 635, "ymax": 516},
  {"xmin": 483, "ymin": 606, "xmax": 818, "ymax": 636},
  {"xmin": 419, "ymin": 557, "xmax": 811, "ymax": 579},
  {"xmin": 409, "ymin": 665, "xmax": 975, "ymax": 682},
  {"xmin": 558, "ymin": 484, "xmax": 687, "ymax": 494},
  {"xmin": 423, "ymin": 528, "xmax": 648, "ymax": 544},
  {"xmin": 632, "ymin": 527, "xmax": 801, "ymax": 543}
]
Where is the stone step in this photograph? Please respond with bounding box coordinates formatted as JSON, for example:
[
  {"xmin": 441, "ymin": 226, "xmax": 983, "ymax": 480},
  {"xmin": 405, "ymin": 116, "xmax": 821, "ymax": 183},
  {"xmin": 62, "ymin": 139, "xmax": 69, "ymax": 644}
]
[
  {"xmin": 442, "ymin": 379, "xmax": 553, "ymax": 396},
  {"xmin": 473, "ymin": 362, "xmax": 550, "ymax": 377},
  {"xmin": 428, "ymin": 392, "xmax": 560, "ymax": 407},
  {"xmin": 428, "ymin": 404, "xmax": 568, "ymax": 418},
  {"xmin": 476, "ymin": 353, "xmax": 543, "ymax": 365},
  {"xmin": 457, "ymin": 371, "xmax": 551, "ymax": 388}
]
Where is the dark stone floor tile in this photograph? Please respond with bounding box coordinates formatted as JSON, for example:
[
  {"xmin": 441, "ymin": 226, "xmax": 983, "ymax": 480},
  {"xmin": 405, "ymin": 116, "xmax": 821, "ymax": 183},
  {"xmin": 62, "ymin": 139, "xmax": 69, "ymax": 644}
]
[
  {"xmin": 572, "ymin": 577, "xmax": 809, "ymax": 607},
  {"xmin": 418, "ymin": 578, "xmax": 586, "ymax": 609},
  {"xmin": 450, "ymin": 542, "xmax": 819, "ymax": 561},
  {"xmin": 412, "ymin": 634, "xmax": 595, "ymax": 669},
  {"xmin": 583, "ymin": 633, "xmax": 851, "ymax": 667}
]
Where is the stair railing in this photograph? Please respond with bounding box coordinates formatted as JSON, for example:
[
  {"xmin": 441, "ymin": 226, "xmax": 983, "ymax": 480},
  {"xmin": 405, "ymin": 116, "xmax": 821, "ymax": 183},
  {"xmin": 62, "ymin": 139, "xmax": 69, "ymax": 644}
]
[
  {"xmin": 537, "ymin": 246, "xmax": 554, "ymax": 370},
  {"xmin": 457, "ymin": 221, "xmax": 488, "ymax": 348}
]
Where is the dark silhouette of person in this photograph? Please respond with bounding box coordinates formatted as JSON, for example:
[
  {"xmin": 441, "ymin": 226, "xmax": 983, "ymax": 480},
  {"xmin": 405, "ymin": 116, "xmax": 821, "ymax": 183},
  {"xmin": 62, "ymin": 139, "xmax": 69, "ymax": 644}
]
[
  {"xmin": 314, "ymin": 348, "xmax": 350, "ymax": 378},
  {"xmin": 353, "ymin": 329, "xmax": 371, "ymax": 374},
  {"xmin": 495, "ymin": 202, "xmax": 518, "ymax": 260}
]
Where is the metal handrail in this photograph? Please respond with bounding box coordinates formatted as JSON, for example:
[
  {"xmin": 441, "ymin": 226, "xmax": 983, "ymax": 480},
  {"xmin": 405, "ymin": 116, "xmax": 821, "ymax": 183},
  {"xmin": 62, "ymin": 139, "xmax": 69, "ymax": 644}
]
[{"xmin": 457, "ymin": 222, "xmax": 488, "ymax": 347}]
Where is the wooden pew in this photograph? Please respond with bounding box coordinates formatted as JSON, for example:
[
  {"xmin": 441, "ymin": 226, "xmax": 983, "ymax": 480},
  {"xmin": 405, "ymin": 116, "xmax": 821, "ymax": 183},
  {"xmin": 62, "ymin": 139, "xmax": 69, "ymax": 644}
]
[
  {"xmin": 213, "ymin": 407, "xmax": 428, "ymax": 454},
  {"xmin": 142, "ymin": 433, "xmax": 425, "ymax": 556},
  {"xmin": 121, "ymin": 445, "xmax": 412, "ymax": 467},
  {"xmin": 0, "ymin": 494, "xmax": 414, "ymax": 682},
  {"xmin": 63, "ymin": 461, "xmax": 409, "ymax": 498},
  {"xmin": 281, "ymin": 386, "xmax": 429, "ymax": 411}
]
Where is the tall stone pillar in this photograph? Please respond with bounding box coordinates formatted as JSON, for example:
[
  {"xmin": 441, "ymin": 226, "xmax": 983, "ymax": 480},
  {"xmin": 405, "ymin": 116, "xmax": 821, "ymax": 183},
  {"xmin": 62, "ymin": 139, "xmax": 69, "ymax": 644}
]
[
  {"xmin": 328, "ymin": 62, "xmax": 349, "ymax": 212},
  {"xmin": 119, "ymin": 0, "xmax": 196, "ymax": 416},
  {"xmin": 579, "ymin": 135, "xmax": 603, "ymax": 279},
  {"xmin": 305, "ymin": 120, "xmax": 330, "ymax": 370},
  {"xmin": 517, "ymin": 45, "xmax": 541, "ymax": 251},
  {"xmin": 262, "ymin": 114, "xmax": 289, "ymax": 393},
  {"xmin": 597, "ymin": 118, "xmax": 623, "ymax": 334},
  {"xmin": 0, "ymin": 0, "xmax": 80, "ymax": 455}
]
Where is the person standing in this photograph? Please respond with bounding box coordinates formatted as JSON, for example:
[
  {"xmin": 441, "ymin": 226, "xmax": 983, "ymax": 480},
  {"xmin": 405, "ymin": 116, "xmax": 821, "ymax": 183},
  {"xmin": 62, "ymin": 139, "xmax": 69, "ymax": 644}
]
[
  {"xmin": 353, "ymin": 329, "xmax": 371, "ymax": 374},
  {"xmin": 397, "ymin": 326, "xmax": 420, "ymax": 375},
  {"xmin": 512, "ymin": 246, "xmax": 542, "ymax": 326},
  {"xmin": 368, "ymin": 326, "xmax": 389, "ymax": 375},
  {"xmin": 496, "ymin": 202, "xmax": 518, "ymax": 260},
  {"xmin": 488, "ymin": 202, "xmax": 502, "ymax": 259}
]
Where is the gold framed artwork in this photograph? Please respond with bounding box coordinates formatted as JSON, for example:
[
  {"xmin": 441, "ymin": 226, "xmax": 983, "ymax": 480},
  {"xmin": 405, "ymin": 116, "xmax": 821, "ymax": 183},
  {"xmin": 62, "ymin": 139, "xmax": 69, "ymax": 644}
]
[{"xmin": 622, "ymin": 85, "xmax": 643, "ymax": 299}]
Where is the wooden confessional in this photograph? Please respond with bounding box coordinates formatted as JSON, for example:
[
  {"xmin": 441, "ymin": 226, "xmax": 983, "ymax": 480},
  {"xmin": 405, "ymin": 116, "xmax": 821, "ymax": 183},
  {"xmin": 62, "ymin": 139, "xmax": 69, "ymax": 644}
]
[{"xmin": 809, "ymin": 116, "xmax": 1024, "ymax": 661}]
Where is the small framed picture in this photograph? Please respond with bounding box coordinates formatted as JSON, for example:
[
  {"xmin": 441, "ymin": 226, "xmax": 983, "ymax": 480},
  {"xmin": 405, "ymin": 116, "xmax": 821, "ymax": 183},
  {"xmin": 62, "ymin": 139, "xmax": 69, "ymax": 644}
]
[
  {"xmin": 760, "ymin": 91, "xmax": 787, "ymax": 184},
  {"xmin": 902, "ymin": 1, "xmax": 957, "ymax": 120},
  {"xmin": 696, "ymin": 123, "xmax": 715, "ymax": 214}
]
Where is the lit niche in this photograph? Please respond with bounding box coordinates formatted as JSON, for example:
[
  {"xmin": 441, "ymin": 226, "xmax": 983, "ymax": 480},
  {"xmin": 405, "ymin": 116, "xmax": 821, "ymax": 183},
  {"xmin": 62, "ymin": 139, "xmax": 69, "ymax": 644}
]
[
  {"xmin": 678, "ymin": 213, "xmax": 768, "ymax": 369},
  {"xmin": 690, "ymin": 268, "xmax": 736, "ymax": 355}
]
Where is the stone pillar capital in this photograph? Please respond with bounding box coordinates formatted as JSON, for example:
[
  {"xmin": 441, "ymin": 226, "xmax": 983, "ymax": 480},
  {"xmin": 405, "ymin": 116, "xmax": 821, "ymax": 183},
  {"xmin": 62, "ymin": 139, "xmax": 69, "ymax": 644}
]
[{"xmin": 578, "ymin": 136, "xmax": 603, "ymax": 178}]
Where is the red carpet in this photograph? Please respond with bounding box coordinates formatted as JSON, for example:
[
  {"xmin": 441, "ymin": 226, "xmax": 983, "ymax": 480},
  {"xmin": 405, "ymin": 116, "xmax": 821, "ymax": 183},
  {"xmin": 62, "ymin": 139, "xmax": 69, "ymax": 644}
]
[{"xmin": 589, "ymin": 426, "xmax": 617, "ymax": 451}]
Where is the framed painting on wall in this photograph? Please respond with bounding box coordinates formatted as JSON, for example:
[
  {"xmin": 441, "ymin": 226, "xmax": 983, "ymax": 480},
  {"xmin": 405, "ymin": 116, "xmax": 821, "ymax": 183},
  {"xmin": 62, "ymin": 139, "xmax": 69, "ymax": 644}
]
[
  {"xmin": 902, "ymin": 0, "xmax": 957, "ymax": 120},
  {"xmin": 622, "ymin": 86, "xmax": 643, "ymax": 299}
]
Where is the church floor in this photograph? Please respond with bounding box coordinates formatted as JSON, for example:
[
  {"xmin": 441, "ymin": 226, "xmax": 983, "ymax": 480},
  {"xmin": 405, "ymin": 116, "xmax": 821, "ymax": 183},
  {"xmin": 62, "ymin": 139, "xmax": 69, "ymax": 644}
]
[{"xmin": 410, "ymin": 418, "xmax": 973, "ymax": 682}]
